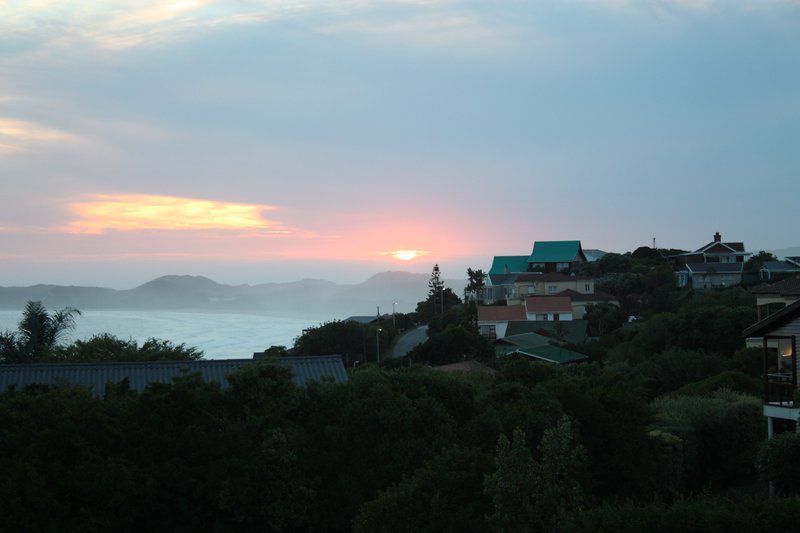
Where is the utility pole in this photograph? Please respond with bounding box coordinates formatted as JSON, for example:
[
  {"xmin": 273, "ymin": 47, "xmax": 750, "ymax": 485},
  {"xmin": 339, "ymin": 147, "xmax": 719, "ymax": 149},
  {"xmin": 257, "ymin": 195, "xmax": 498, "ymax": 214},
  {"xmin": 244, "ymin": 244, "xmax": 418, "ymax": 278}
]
[
  {"xmin": 392, "ymin": 301, "xmax": 397, "ymax": 330},
  {"xmin": 376, "ymin": 328, "xmax": 382, "ymax": 364},
  {"xmin": 440, "ymin": 286, "xmax": 445, "ymax": 316}
]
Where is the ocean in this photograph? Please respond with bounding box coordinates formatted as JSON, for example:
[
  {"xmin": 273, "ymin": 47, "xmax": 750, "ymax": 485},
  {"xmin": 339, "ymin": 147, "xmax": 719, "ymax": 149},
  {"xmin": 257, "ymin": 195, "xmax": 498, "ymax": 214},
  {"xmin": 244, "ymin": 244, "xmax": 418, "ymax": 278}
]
[{"xmin": 0, "ymin": 309, "xmax": 327, "ymax": 360}]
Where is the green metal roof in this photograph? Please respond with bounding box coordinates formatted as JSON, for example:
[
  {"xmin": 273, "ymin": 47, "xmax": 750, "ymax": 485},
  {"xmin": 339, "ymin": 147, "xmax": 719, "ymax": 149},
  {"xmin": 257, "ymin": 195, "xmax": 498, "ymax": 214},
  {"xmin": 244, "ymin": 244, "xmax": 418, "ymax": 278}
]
[
  {"xmin": 528, "ymin": 241, "xmax": 585, "ymax": 264},
  {"xmin": 489, "ymin": 256, "xmax": 530, "ymax": 275},
  {"xmin": 496, "ymin": 332, "xmax": 552, "ymax": 347},
  {"xmin": 0, "ymin": 356, "xmax": 348, "ymax": 396},
  {"xmin": 504, "ymin": 320, "xmax": 589, "ymax": 344},
  {"xmin": 512, "ymin": 344, "xmax": 588, "ymax": 364}
]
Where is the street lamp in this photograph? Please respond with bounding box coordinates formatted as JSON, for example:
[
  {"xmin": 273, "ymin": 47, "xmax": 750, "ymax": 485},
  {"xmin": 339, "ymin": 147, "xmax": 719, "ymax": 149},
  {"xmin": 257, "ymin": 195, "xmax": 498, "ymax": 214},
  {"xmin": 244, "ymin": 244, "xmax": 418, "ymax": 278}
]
[
  {"xmin": 440, "ymin": 286, "xmax": 445, "ymax": 316},
  {"xmin": 392, "ymin": 301, "xmax": 398, "ymax": 330},
  {"xmin": 377, "ymin": 328, "xmax": 382, "ymax": 364}
]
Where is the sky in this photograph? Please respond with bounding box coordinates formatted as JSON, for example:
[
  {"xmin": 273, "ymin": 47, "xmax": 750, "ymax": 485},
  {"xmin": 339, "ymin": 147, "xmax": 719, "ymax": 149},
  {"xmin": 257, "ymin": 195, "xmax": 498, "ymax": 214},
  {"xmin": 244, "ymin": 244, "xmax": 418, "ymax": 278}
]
[{"xmin": 1, "ymin": 0, "xmax": 799, "ymax": 288}]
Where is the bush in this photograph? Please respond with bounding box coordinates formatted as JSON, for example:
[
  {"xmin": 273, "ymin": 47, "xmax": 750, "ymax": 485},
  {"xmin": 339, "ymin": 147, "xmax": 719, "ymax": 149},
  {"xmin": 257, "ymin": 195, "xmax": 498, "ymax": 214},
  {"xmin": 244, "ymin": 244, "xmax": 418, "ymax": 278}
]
[
  {"xmin": 674, "ymin": 370, "xmax": 761, "ymax": 397},
  {"xmin": 652, "ymin": 391, "xmax": 763, "ymax": 489},
  {"xmin": 757, "ymin": 432, "xmax": 800, "ymax": 496},
  {"xmin": 570, "ymin": 497, "xmax": 800, "ymax": 532},
  {"xmin": 635, "ymin": 349, "xmax": 727, "ymax": 394}
]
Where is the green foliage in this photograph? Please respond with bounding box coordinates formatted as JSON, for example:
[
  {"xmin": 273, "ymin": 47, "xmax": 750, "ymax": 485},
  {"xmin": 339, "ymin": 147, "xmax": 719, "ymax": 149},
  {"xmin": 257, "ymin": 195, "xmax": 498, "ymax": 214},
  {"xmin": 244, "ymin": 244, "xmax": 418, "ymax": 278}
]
[
  {"xmin": 484, "ymin": 428, "xmax": 538, "ymax": 531},
  {"xmin": 634, "ymin": 349, "xmax": 728, "ymax": 395},
  {"xmin": 484, "ymin": 418, "xmax": 587, "ymax": 532},
  {"xmin": 732, "ymin": 346, "xmax": 763, "ymax": 377},
  {"xmin": 570, "ymin": 497, "xmax": 800, "ymax": 532},
  {"xmin": 354, "ymin": 447, "xmax": 492, "ymax": 533},
  {"xmin": 652, "ymin": 391, "xmax": 763, "ymax": 489},
  {"xmin": 531, "ymin": 416, "xmax": 587, "ymax": 531},
  {"xmin": 584, "ymin": 302, "xmax": 624, "ymax": 335},
  {"xmin": 293, "ymin": 318, "xmax": 395, "ymax": 366},
  {"xmin": 51, "ymin": 334, "xmax": 203, "ymax": 362},
  {"xmin": 408, "ymin": 324, "xmax": 493, "ymax": 366},
  {"xmin": 466, "ymin": 267, "xmax": 487, "ymax": 294},
  {"xmin": 745, "ymin": 250, "xmax": 778, "ymax": 273},
  {"xmin": 757, "ymin": 432, "xmax": 800, "ymax": 496},
  {"xmin": 674, "ymin": 370, "xmax": 761, "ymax": 397},
  {"xmin": 0, "ymin": 301, "xmax": 81, "ymax": 362}
]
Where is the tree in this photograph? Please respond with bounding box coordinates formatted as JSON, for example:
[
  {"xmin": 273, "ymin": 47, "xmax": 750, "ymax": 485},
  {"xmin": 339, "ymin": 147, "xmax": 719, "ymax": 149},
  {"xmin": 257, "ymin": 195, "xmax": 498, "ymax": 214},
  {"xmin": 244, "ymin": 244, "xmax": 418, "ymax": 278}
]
[
  {"xmin": 584, "ymin": 302, "xmax": 624, "ymax": 336},
  {"xmin": 745, "ymin": 250, "xmax": 777, "ymax": 273},
  {"xmin": 0, "ymin": 301, "xmax": 81, "ymax": 363},
  {"xmin": 533, "ymin": 416, "xmax": 587, "ymax": 531},
  {"xmin": 466, "ymin": 268, "xmax": 487, "ymax": 298},
  {"xmin": 52, "ymin": 334, "xmax": 203, "ymax": 363},
  {"xmin": 484, "ymin": 428, "xmax": 538, "ymax": 531}
]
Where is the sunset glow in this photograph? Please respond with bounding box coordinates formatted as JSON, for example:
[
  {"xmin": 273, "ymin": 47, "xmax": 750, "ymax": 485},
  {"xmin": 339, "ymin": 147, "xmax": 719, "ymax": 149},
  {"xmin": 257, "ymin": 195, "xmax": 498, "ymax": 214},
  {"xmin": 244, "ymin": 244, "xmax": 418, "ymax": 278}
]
[
  {"xmin": 68, "ymin": 194, "xmax": 277, "ymax": 233},
  {"xmin": 382, "ymin": 250, "xmax": 430, "ymax": 261}
]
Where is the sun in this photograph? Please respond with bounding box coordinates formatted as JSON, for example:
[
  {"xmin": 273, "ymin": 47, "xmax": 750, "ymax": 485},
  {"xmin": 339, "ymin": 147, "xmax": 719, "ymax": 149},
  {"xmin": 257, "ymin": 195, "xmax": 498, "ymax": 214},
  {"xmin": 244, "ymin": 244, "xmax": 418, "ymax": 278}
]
[{"xmin": 386, "ymin": 249, "xmax": 429, "ymax": 261}]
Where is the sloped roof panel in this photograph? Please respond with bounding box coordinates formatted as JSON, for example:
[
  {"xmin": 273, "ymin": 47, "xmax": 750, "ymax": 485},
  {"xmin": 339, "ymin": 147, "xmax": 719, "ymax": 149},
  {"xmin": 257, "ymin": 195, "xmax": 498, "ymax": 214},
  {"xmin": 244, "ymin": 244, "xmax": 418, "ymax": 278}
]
[{"xmin": 0, "ymin": 356, "xmax": 347, "ymax": 396}]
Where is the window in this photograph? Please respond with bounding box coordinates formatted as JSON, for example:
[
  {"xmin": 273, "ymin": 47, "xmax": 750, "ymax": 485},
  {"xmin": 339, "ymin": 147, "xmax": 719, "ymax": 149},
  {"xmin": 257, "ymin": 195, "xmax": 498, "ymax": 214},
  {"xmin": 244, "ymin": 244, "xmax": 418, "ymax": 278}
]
[
  {"xmin": 527, "ymin": 286, "xmax": 535, "ymax": 294},
  {"xmin": 536, "ymin": 313, "xmax": 548, "ymax": 321},
  {"xmin": 553, "ymin": 314, "xmax": 560, "ymax": 321},
  {"xmin": 584, "ymin": 283, "xmax": 591, "ymax": 292},
  {"xmin": 548, "ymin": 285, "xmax": 557, "ymax": 294},
  {"xmin": 480, "ymin": 324, "xmax": 497, "ymax": 340}
]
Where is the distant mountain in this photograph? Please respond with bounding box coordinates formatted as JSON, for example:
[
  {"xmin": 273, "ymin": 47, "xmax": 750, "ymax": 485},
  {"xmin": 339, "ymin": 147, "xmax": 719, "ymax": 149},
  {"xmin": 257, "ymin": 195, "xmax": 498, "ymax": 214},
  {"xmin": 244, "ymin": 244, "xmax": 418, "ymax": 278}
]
[
  {"xmin": 0, "ymin": 272, "xmax": 467, "ymax": 318},
  {"xmin": 772, "ymin": 246, "xmax": 800, "ymax": 259}
]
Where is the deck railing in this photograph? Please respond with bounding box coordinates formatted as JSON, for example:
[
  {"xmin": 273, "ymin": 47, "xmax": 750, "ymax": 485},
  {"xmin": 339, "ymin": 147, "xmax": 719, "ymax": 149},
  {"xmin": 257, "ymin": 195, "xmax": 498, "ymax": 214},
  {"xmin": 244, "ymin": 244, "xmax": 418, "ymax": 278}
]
[{"xmin": 765, "ymin": 372, "xmax": 795, "ymax": 406}]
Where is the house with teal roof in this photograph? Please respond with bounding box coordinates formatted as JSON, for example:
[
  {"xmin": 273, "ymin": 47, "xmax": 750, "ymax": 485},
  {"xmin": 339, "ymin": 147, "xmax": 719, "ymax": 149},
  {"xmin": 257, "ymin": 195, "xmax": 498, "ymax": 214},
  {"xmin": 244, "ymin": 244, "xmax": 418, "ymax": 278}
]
[{"xmin": 527, "ymin": 240, "xmax": 587, "ymax": 273}]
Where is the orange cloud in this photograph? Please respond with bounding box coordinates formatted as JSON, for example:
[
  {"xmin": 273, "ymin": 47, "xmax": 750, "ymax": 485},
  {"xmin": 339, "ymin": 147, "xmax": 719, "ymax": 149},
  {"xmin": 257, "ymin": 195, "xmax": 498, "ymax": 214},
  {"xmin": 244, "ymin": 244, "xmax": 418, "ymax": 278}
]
[{"xmin": 67, "ymin": 193, "xmax": 280, "ymax": 233}]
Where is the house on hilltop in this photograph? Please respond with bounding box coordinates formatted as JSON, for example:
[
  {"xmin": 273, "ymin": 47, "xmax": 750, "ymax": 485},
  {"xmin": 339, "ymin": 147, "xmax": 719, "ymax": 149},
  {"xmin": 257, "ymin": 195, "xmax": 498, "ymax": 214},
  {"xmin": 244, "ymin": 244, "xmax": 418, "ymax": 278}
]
[
  {"xmin": 672, "ymin": 232, "xmax": 750, "ymax": 289},
  {"xmin": 527, "ymin": 240, "xmax": 587, "ymax": 273}
]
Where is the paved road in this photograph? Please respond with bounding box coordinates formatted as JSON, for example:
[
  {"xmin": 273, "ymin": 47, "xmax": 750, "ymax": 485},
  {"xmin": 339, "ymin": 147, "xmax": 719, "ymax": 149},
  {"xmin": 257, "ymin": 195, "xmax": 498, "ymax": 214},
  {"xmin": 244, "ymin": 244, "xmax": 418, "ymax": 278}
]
[{"xmin": 391, "ymin": 325, "xmax": 428, "ymax": 358}]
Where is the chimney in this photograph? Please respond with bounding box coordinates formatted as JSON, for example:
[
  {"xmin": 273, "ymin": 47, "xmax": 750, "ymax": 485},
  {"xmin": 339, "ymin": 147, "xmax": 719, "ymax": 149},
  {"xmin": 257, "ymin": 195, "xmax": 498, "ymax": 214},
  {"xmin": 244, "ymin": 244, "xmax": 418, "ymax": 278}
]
[{"xmin": 714, "ymin": 231, "xmax": 721, "ymax": 242}]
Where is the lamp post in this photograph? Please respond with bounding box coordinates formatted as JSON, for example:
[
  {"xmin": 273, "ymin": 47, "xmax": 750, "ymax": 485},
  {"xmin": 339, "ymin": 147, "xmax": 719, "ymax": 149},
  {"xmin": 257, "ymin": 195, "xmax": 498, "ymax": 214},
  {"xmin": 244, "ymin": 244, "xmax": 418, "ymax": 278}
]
[
  {"xmin": 392, "ymin": 301, "xmax": 397, "ymax": 330},
  {"xmin": 440, "ymin": 286, "xmax": 445, "ymax": 316},
  {"xmin": 377, "ymin": 328, "xmax": 382, "ymax": 364}
]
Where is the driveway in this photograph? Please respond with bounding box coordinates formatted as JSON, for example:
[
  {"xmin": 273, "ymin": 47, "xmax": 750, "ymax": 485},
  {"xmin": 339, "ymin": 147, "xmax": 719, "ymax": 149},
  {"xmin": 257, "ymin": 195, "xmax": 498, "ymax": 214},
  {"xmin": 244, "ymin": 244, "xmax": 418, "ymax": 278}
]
[{"xmin": 391, "ymin": 325, "xmax": 428, "ymax": 358}]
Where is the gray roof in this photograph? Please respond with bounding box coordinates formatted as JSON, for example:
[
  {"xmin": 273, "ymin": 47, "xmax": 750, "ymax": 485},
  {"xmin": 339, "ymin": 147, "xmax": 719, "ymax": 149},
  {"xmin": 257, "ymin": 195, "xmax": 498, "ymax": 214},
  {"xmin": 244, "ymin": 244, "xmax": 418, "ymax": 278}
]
[
  {"xmin": 344, "ymin": 315, "xmax": 381, "ymax": 324},
  {"xmin": 762, "ymin": 261, "xmax": 800, "ymax": 273},
  {"xmin": 686, "ymin": 263, "xmax": 743, "ymax": 274},
  {"xmin": 0, "ymin": 356, "xmax": 347, "ymax": 396},
  {"xmin": 488, "ymin": 273, "xmax": 518, "ymax": 286}
]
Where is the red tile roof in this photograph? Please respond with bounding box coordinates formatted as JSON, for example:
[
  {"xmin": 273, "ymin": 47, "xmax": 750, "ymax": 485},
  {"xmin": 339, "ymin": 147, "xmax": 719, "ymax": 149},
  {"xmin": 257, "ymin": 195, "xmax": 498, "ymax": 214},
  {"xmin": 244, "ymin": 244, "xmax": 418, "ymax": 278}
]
[
  {"xmin": 525, "ymin": 296, "xmax": 572, "ymax": 314},
  {"xmin": 478, "ymin": 305, "xmax": 527, "ymax": 322},
  {"xmin": 554, "ymin": 289, "xmax": 618, "ymax": 302}
]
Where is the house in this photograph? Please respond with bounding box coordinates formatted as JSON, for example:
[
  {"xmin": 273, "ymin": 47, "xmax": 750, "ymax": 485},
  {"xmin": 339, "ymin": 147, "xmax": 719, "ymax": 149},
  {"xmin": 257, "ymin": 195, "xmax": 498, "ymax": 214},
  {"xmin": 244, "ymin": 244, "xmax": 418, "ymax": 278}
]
[
  {"xmin": 751, "ymin": 275, "xmax": 800, "ymax": 321},
  {"xmin": 475, "ymin": 255, "xmax": 531, "ymax": 303},
  {"xmin": 477, "ymin": 305, "xmax": 527, "ymax": 340},
  {"xmin": 743, "ymin": 300, "xmax": 800, "ymax": 437},
  {"xmin": 553, "ymin": 289, "xmax": 620, "ymax": 320},
  {"xmin": 527, "ymin": 240, "xmax": 587, "ymax": 273},
  {"xmin": 672, "ymin": 232, "xmax": 751, "ymax": 289},
  {"xmin": 0, "ymin": 356, "xmax": 348, "ymax": 397},
  {"xmin": 506, "ymin": 272, "xmax": 594, "ymax": 304},
  {"xmin": 760, "ymin": 258, "xmax": 800, "ymax": 281},
  {"xmin": 524, "ymin": 296, "xmax": 573, "ymax": 321}
]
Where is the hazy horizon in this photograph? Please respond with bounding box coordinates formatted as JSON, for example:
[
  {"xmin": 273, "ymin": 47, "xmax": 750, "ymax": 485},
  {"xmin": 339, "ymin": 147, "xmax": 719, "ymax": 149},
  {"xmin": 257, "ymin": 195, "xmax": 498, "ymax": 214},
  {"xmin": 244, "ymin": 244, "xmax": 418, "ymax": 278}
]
[{"xmin": 2, "ymin": 1, "xmax": 800, "ymax": 288}]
